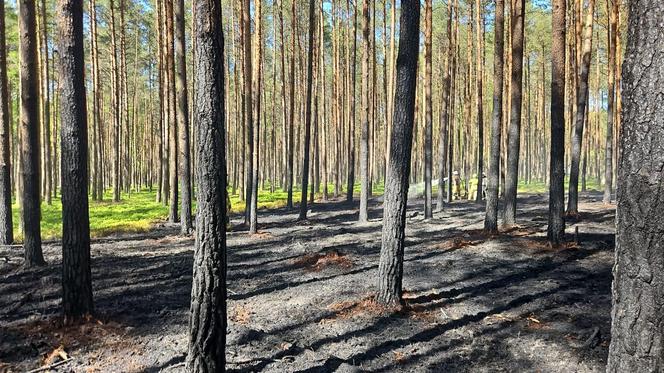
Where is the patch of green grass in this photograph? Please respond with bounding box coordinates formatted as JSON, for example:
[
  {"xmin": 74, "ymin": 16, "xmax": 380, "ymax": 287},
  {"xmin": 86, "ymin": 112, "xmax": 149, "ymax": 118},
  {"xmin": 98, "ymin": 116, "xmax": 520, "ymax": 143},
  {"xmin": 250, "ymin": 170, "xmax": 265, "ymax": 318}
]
[
  {"xmin": 517, "ymin": 177, "xmax": 602, "ymax": 194},
  {"xmin": 228, "ymin": 188, "xmax": 292, "ymax": 214},
  {"xmin": 87, "ymin": 192, "xmax": 170, "ymax": 238},
  {"xmin": 228, "ymin": 182, "xmax": 386, "ymax": 214},
  {"xmin": 12, "ymin": 190, "xmax": 169, "ymax": 241},
  {"xmin": 10, "ymin": 176, "xmax": 603, "ymax": 241},
  {"xmin": 410, "ymin": 175, "xmax": 603, "ymax": 198},
  {"xmin": 350, "ymin": 181, "xmax": 385, "ymax": 195}
]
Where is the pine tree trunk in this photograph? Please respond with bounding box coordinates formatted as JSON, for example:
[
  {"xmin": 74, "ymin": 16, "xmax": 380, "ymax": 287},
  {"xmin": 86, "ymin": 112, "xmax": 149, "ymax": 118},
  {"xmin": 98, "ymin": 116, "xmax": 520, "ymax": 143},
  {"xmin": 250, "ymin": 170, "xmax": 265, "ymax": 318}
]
[
  {"xmin": 129, "ymin": 34, "xmax": 139, "ymax": 194},
  {"xmin": 567, "ymin": 0, "xmax": 595, "ymax": 216},
  {"xmin": 603, "ymin": 0, "xmax": 617, "ymax": 204},
  {"xmin": 613, "ymin": 8, "xmax": 622, "ymax": 189},
  {"xmin": 358, "ymin": 0, "xmax": 370, "ymax": 222},
  {"xmin": 475, "ymin": 0, "xmax": 484, "ymax": 204},
  {"xmin": 298, "ymin": 0, "xmax": 316, "ymax": 220},
  {"xmin": 229, "ymin": 4, "xmax": 239, "ymax": 195},
  {"xmin": 119, "ymin": 0, "xmax": 129, "ymax": 195},
  {"xmin": 607, "ymin": 3, "xmax": 664, "ymax": 370},
  {"xmin": 19, "ymin": 0, "xmax": 45, "ymax": 267},
  {"xmin": 501, "ymin": 4, "xmax": 512, "ymax": 199},
  {"xmin": 241, "ymin": 0, "xmax": 253, "ymax": 222},
  {"xmin": 423, "ymin": 0, "xmax": 432, "ymax": 219},
  {"xmin": 249, "ymin": 0, "xmax": 263, "ymax": 233},
  {"xmin": 286, "ymin": 0, "xmax": 295, "ymax": 209},
  {"xmin": 313, "ymin": 14, "xmax": 321, "ymax": 196},
  {"xmin": 368, "ymin": 1, "xmax": 375, "ymax": 194},
  {"xmin": 548, "ymin": 0, "xmax": 566, "ymax": 246},
  {"xmin": 346, "ymin": 0, "xmax": 357, "ymax": 203},
  {"xmin": 110, "ymin": 0, "xmax": 121, "ymax": 202},
  {"xmin": 38, "ymin": 0, "xmax": 51, "ymax": 205},
  {"xmin": 384, "ymin": 0, "xmax": 396, "ymax": 180},
  {"xmin": 484, "ymin": 0, "xmax": 504, "ymax": 234},
  {"xmin": 446, "ymin": 0, "xmax": 458, "ymax": 204},
  {"xmin": 186, "ymin": 0, "xmax": 226, "ymax": 370},
  {"xmin": 162, "ymin": 0, "xmax": 171, "ymax": 205},
  {"xmin": 320, "ymin": 0, "xmax": 328, "ymax": 202},
  {"xmin": 94, "ymin": 20, "xmax": 103, "ymax": 199},
  {"xmin": 166, "ymin": 0, "xmax": 179, "ymax": 222},
  {"xmin": 56, "ymin": 0, "xmax": 94, "ymax": 319},
  {"xmin": 0, "ymin": 0, "xmax": 13, "ymax": 245},
  {"xmin": 89, "ymin": 0, "xmax": 102, "ymax": 202},
  {"xmin": 502, "ymin": 0, "xmax": 525, "ymax": 227},
  {"xmin": 155, "ymin": 0, "xmax": 164, "ymax": 203},
  {"xmin": 174, "ymin": 0, "xmax": 192, "ymax": 233},
  {"xmin": 376, "ymin": 0, "xmax": 419, "ymax": 307},
  {"xmin": 437, "ymin": 0, "xmax": 453, "ymax": 212},
  {"xmin": 277, "ymin": 0, "xmax": 288, "ymax": 193}
]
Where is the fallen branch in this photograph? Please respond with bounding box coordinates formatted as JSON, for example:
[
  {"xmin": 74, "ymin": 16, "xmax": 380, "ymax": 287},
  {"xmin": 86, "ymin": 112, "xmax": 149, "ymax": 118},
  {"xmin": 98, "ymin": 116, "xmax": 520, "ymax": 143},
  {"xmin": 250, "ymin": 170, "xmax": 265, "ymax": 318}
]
[
  {"xmin": 227, "ymin": 356, "xmax": 297, "ymax": 365},
  {"xmin": 25, "ymin": 358, "xmax": 74, "ymax": 373},
  {"xmin": 227, "ymin": 357, "xmax": 270, "ymax": 365}
]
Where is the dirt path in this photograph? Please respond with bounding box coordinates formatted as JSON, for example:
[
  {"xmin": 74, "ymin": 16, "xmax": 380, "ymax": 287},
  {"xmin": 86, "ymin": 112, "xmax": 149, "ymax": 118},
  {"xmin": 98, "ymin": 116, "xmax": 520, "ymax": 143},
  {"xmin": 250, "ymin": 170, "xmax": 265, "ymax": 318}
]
[{"xmin": 0, "ymin": 193, "xmax": 615, "ymax": 372}]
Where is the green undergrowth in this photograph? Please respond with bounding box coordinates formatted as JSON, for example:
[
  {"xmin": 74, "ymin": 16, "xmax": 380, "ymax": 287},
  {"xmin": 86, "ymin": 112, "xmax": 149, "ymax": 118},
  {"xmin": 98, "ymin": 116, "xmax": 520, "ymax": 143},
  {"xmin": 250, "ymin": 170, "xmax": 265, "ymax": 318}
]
[
  {"xmin": 227, "ymin": 181, "xmax": 386, "ymax": 214},
  {"xmin": 12, "ymin": 190, "xmax": 168, "ymax": 242},
  {"xmin": 10, "ymin": 177, "xmax": 603, "ymax": 241},
  {"xmin": 516, "ymin": 178, "xmax": 602, "ymax": 194}
]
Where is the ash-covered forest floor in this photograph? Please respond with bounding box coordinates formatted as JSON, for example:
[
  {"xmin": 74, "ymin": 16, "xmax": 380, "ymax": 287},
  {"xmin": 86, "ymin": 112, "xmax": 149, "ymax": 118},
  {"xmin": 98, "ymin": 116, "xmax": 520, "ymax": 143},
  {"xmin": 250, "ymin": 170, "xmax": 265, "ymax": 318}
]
[{"xmin": 0, "ymin": 192, "xmax": 616, "ymax": 373}]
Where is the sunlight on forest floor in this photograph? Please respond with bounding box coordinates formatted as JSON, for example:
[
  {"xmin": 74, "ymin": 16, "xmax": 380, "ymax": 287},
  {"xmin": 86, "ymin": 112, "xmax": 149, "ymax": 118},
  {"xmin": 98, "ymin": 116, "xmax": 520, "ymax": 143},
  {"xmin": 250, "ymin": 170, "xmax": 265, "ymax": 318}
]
[
  {"xmin": 0, "ymin": 193, "xmax": 615, "ymax": 372},
  {"xmin": 12, "ymin": 191, "xmax": 168, "ymax": 241},
  {"xmin": 10, "ymin": 178, "xmax": 603, "ymax": 241}
]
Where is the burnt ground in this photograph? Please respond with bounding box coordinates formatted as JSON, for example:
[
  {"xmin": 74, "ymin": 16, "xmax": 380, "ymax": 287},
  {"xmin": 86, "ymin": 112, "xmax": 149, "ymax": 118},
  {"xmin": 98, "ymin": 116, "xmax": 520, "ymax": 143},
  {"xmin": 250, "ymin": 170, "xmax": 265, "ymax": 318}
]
[{"xmin": 0, "ymin": 192, "xmax": 615, "ymax": 372}]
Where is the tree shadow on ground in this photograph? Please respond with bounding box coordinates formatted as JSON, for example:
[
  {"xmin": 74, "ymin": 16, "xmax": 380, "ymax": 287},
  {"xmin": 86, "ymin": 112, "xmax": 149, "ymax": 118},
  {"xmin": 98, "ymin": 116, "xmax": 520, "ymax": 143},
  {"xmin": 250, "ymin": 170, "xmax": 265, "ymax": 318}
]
[{"xmin": 1, "ymin": 194, "xmax": 615, "ymax": 372}]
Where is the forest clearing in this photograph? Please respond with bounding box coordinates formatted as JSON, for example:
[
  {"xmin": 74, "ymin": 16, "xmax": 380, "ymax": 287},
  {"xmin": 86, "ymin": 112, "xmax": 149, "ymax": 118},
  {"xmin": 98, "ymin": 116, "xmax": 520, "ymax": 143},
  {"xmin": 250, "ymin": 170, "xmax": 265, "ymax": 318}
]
[{"xmin": 0, "ymin": 0, "xmax": 662, "ymax": 371}]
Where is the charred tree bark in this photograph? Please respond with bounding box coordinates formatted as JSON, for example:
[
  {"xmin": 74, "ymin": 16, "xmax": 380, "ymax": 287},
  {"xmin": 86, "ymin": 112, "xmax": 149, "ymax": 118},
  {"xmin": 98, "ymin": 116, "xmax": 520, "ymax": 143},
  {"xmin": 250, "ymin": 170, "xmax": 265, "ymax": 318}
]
[
  {"xmin": 241, "ymin": 0, "xmax": 253, "ymax": 222},
  {"xmin": 319, "ymin": 0, "xmax": 328, "ymax": 201},
  {"xmin": 484, "ymin": 0, "xmax": 504, "ymax": 234},
  {"xmin": 502, "ymin": 0, "xmax": 525, "ymax": 228},
  {"xmin": 286, "ymin": 0, "xmax": 296, "ymax": 209},
  {"xmin": 109, "ymin": 0, "xmax": 121, "ymax": 202},
  {"xmin": 19, "ymin": 0, "xmax": 45, "ymax": 267},
  {"xmin": 358, "ymin": 0, "xmax": 370, "ymax": 222},
  {"xmin": 384, "ymin": 0, "xmax": 396, "ymax": 180},
  {"xmin": 346, "ymin": 0, "xmax": 358, "ymax": 203},
  {"xmin": 475, "ymin": 0, "xmax": 484, "ymax": 204},
  {"xmin": 548, "ymin": 0, "xmax": 566, "ymax": 246},
  {"xmin": 277, "ymin": 0, "xmax": 288, "ymax": 194},
  {"xmin": 607, "ymin": 1, "xmax": 664, "ymax": 370},
  {"xmin": 376, "ymin": 0, "xmax": 419, "ymax": 307},
  {"xmin": 166, "ymin": 0, "xmax": 179, "ymax": 223},
  {"xmin": 567, "ymin": 0, "xmax": 595, "ymax": 216},
  {"xmin": 155, "ymin": 0, "xmax": 165, "ymax": 203},
  {"xmin": 603, "ymin": 0, "xmax": 617, "ymax": 204},
  {"xmin": 186, "ymin": 0, "xmax": 226, "ymax": 370},
  {"xmin": 437, "ymin": 0, "xmax": 453, "ymax": 212},
  {"xmin": 0, "ymin": 0, "xmax": 13, "ymax": 245},
  {"xmin": 89, "ymin": 0, "xmax": 102, "ymax": 201},
  {"xmin": 423, "ymin": 0, "xmax": 432, "ymax": 219},
  {"xmin": 174, "ymin": 0, "xmax": 192, "ymax": 234},
  {"xmin": 249, "ymin": 0, "xmax": 263, "ymax": 233},
  {"xmin": 56, "ymin": 0, "xmax": 94, "ymax": 319},
  {"xmin": 298, "ymin": 0, "xmax": 316, "ymax": 221},
  {"xmin": 38, "ymin": 0, "xmax": 51, "ymax": 205},
  {"xmin": 119, "ymin": 0, "xmax": 129, "ymax": 195},
  {"xmin": 447, "ymin": 0, "xmax": 458, "ymax": 204}
]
